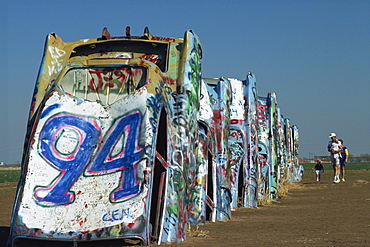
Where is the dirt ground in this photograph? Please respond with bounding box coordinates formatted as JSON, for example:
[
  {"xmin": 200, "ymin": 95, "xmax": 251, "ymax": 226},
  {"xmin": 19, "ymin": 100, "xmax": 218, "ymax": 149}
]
[{"xmin": 1, "ymin": 170, "xmax": 369, "ymax": 247}]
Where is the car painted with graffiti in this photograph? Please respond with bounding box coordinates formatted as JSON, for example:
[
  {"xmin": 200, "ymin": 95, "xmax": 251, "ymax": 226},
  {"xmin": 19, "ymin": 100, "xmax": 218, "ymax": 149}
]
[
  {"xmin": 9, "ymin": 27, "xmax": 203, "ymax": 246},
  {"xmin": 223, "ymin": 73, "xmax": 260, "ymax": 210},
  {"xmin": 9, "ymin": 27, "xmax": 301, "ymax": 246},
  {"xmin": 202, "ymin": 77, "xmax": 233, "ymax": 221}
]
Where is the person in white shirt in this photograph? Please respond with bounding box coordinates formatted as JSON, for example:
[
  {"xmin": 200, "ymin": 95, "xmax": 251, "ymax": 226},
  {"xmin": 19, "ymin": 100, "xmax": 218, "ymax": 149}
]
[{"xmin": 328, "ymin": 133, "xmax": 342, "ymax": 183}]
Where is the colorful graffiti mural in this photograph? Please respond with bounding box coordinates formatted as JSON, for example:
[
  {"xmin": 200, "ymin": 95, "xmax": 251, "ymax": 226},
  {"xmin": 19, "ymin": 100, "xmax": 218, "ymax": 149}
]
[
  {"xmin": 228, "ymin": 78, "xmax": 247, "ymax": 211},
  {"xmin": 242, "ymin": 73, "xmax": 259, "ymax": 208},
  {"xmin": 202, "ymin": 77, "xmax": 232, "ymax": 221},
  {"xmin": 267, "ymin": 92, "xmax": 279, "ymax": 199},
  {"xmin": 8, "ymin": 27, "xmax": 300, "ymax": 246},
  {"xmin": 257, "ymin": 96, "xmax": 270, "ymax": 200}
]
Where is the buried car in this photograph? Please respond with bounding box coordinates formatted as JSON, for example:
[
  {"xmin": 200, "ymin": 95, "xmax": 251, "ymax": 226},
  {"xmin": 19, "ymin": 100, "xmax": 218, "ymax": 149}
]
[{"xmin": 9, "ymin": 27, "xmax": 202, "ymax": 246}]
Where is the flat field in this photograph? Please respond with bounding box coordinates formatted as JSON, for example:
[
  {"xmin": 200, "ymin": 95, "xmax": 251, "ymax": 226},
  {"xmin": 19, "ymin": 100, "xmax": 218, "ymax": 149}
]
[{"xmin": 1, "ymin": 163, "xmax": 369, "ymax": 246}]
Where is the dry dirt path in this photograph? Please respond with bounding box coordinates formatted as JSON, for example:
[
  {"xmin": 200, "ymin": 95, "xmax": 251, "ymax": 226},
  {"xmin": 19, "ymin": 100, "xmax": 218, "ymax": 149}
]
[
  {"xmin": 1, "ymin": 170, "xmax": 369, "ymax": 246},
  {"xmin": 167, "ymin": 170, "xmax": 370, "ymax": 247}
]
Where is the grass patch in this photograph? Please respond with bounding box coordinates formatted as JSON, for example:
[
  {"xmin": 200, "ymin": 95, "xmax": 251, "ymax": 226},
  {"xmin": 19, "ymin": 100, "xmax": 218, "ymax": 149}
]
[
  {"xmin": 0, "ymin": 170, "xmax": 21, "ymax": 183},
  {"xmin": 302, "ymin": 161, "xmax": 370, "ymax": 172},
  {"xmin": 344, "ymin": 170, "xmax": 370, "ymax": 179},
  {"xmin": 0, "ymin": 182, "xmax": 18, "ymax": 195},
  {"xmin": 303, "ymin": 166, "xmax": 370, "ymax": 181}
]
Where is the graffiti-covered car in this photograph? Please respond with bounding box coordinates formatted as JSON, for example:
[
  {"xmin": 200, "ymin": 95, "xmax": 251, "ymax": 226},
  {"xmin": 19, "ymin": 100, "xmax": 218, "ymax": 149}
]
[
  {"xmin": 9, "ymin": 27, "xmax": 202, "ymax": 246},
  {"xmin": 202, "ymin": 77, "xmax": 233, "ymax": 221},
  {"xmin": 8, "ymin": 25, "xmax": 302, "ymax": 247}
]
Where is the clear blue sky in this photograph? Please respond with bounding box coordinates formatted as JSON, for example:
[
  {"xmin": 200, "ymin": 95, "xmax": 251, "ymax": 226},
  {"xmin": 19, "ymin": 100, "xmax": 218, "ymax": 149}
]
[{"xmin": 1, "ymin": 0, "xmax": 369, "ymax": 163}]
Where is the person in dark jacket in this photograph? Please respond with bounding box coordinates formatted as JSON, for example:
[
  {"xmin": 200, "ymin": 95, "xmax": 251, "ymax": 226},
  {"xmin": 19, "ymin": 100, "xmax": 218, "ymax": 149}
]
[{"xmin": 314, "ymin": 159, "xmax": 324, "ymax": 182}]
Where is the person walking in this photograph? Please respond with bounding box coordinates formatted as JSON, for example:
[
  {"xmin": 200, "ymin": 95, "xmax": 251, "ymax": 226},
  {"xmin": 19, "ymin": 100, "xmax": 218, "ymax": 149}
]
[
  {"xmin": 329, "ymin": 134, "xmax": 342, "ymax": 183},
  {"xmin": 339, "ymin": 139, "xmax": 348, "ymax": 181},
  {"xmin": 328, "ymin": 133, "xmax": 337, "ymax": 177},
  {"xmin": 314, "ymin": 159, "xmax": 324, "ymax": 182}
]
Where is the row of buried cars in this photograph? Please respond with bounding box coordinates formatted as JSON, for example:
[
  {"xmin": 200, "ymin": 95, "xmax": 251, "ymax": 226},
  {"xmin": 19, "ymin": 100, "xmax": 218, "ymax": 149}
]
[{"xmin": 8, "ymin": 27, "xmax": 301, "ymax": 246}]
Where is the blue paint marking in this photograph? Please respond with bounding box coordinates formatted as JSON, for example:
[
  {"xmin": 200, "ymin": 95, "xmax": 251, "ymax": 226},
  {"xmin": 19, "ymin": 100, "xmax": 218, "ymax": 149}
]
[
  {"xmin": 40, "ymin": 104, "xmax": 61, "ymax": 119},
  {"xmin": 33, "ymin": 109, "xmax": 143, "ymax": 206},
  {"xmin": 87, "ymin": 112, "xmax": 143, "ymax": 202},
  {"xmin": 35, "ymin": 114, "xmax": 100, "ymax": 205},
  {"xmin": 102, "ymin": 208, "xmax": 131, "ymax": 222}
]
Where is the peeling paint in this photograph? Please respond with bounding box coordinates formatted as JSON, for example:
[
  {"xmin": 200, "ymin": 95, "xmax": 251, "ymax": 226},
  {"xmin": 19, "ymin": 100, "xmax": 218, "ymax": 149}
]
[{"xmin": 9, "ymin": 27, "xmax": 300, "ymax": 246}]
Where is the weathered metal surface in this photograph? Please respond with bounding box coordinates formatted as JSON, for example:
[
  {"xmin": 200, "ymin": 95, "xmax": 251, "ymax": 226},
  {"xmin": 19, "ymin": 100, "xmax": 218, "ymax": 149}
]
[
  {"xmin": 228, "ymin": 78, "xmax": 247, "ymax": 211},
  {"xmin": 276, "ymin": 108, "xmax": 286, "ymax": 183},
  {"xmin": 159, "ymin": 29, "xmax": 202, "ymax": 244},
  {"xmin": 291, "ymin": 125, "xmax": 302, "ymax": 181},
  {"xmin": 9, "ymin": 26, "xmax": 300, "ymax": 246},
  {"xmin": 188, "ymin": 79, "xmax": 214, "ymax": 225},
  {"xmin": 267, "ymin": 92, "xmax": 278, "ymax": 199},
  {"xmin": 9, "ymin": 27, "xmax": 202, "ymax": 246},
  {"xmin": 203, "ymin": 77, "xmax": 232, "ymax": 221},
  {"xmin": 257, "ymin": 96, "xmax": 270, "ymax": 200},
  {"xmin": 243, "ymin": 73, "xmax": 259, "ymax": 208},
  {"xmin": 284, "ymin": 118, "xmax": 294, "ymax": 183}
]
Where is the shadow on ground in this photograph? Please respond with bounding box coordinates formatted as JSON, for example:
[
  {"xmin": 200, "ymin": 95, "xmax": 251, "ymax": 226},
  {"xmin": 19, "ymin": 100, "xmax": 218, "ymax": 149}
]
[
  {"xmin": 1, "ymin": 226, "xmax": 10, "ymax": 246},
  {"xmin": 0, "ymin": 227, "xmax": 142, "ymax": 247}
]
